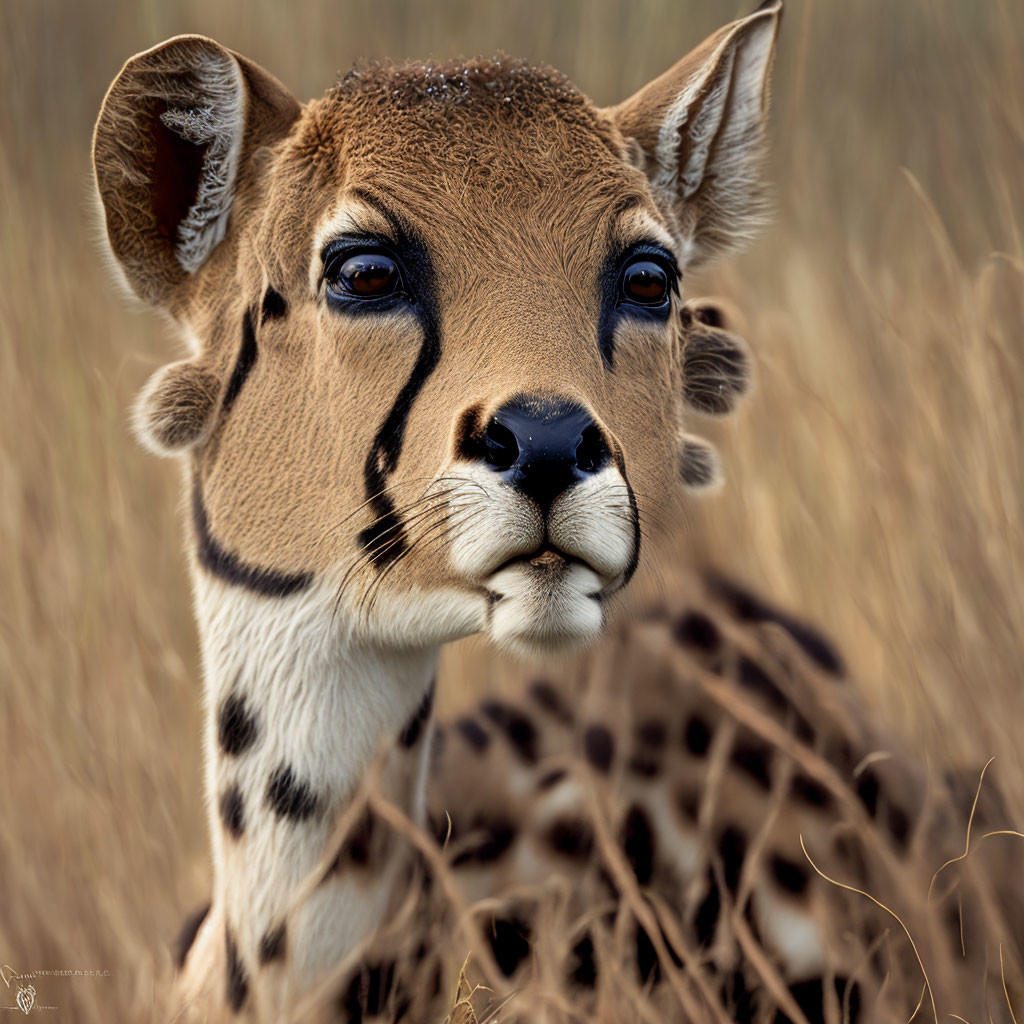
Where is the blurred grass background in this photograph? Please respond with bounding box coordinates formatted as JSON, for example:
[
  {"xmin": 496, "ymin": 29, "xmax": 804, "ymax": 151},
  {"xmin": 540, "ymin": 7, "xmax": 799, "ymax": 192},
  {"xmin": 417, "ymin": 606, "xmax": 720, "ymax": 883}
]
[{"xmin": 1, "ymin": 0, "xmax": 1022, "ymax": 1018}]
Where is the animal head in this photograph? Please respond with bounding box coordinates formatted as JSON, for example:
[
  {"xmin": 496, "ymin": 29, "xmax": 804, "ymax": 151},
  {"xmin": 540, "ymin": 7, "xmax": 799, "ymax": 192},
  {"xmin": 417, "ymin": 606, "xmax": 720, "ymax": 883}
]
[{"xmin": 93, "ymin": 4, "xmax": 775, "ymax": 654}]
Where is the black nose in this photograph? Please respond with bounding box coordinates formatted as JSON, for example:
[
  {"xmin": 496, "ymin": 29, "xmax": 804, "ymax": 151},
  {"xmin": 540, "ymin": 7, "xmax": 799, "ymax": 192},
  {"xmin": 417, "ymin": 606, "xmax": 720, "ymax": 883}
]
[{"xmin": 480, "ymin": 395, "xmax": 610, "ymax": 512}]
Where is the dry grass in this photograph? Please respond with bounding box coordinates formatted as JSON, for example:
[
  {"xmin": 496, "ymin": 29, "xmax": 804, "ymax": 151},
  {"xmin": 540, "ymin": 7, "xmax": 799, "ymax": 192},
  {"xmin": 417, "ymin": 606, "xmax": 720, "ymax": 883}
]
[{"xmin": 1, "ymin": 0, "xmax": 1022, "ymax": 1019}]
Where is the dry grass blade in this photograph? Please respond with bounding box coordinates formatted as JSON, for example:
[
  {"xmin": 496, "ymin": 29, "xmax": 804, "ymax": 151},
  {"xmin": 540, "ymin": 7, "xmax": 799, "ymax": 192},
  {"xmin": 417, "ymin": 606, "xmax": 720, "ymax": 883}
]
[
  {"xmin": 799, "ymin": 836, "xmax": 938, "ymax": 1024},
  {"xmin": 927, "ymin": 758, "xmax": 995, "ymax": 902}
]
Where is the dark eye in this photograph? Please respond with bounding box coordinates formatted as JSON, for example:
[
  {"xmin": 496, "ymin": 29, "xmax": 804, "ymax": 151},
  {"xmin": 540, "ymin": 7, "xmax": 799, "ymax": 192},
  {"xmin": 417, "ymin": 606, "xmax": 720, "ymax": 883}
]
[
  {"xmin": 620, "ymin": 258, "xmax": 670, "ymax": 306},
  {"xmin": 328, "ymin": 253, "xmax": 402, "ymax": 299}
]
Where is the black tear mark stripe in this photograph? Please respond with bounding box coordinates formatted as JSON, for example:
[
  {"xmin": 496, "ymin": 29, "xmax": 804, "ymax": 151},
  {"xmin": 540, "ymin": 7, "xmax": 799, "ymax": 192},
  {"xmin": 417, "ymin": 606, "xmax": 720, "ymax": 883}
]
[
  {"xmin": 192, "ymin": 478, "xmax": 313, "ymax": 597},
  {"xmin": 260, "ymin": 286, "xmax": 288, "ymax": 324},
  {"xmin": 222, "ymin": 308, "xmax": 259, "ymax": 415},
  {"xmin": 351, "ymin": 190, "xmax": 443, "ymax": 569}
]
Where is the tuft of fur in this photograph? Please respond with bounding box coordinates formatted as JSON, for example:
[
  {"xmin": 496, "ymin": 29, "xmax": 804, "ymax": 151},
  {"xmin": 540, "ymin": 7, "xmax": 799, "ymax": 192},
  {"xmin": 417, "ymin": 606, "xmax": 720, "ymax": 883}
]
[
  {"xmin": 678, "ymin": 433, "xmax": 722, "ymax": 492},
  {"xmin": 133, "ymin": 360, "xmax": 221, "ymax": 456},
  {"xmin": 681, "ymin": 315, "xmax": 752, "ymax": 416}
]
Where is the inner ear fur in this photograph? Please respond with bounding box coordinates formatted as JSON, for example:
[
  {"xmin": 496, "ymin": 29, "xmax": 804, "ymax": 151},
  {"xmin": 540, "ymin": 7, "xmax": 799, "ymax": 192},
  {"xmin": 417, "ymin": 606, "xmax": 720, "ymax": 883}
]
[
  {"xmin": 681, "ymin": 298, "xmax": 752, "ymax": 417},
  {"xmin": 93, "ymin": 35, "xmax": 300, "ymax": 310},
  {"xmin": 133, "ymin": 359, "xmax": 222, "ymax": 457},
  {"xmin": 605, "ymin": 1, "xmax": 782, "ymax": 271}
]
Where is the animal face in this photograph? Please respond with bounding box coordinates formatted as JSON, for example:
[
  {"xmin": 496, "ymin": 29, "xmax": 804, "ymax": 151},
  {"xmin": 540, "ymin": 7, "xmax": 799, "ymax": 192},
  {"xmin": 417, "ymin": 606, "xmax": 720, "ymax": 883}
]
[{"xmin": 94, "ymin": 6, "xmax": 777, "ymax": 653}]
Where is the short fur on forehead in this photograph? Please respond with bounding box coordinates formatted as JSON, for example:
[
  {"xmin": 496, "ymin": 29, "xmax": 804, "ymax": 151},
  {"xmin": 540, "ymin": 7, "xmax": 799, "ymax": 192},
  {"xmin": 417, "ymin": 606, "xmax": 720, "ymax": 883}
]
[
  {"xmin": 330, "ymin": 55, "xmax": 603, "ymax": 131},
  {"xmin": 294, "ymin": 55, "xmax": 630, "ymax": 197}
]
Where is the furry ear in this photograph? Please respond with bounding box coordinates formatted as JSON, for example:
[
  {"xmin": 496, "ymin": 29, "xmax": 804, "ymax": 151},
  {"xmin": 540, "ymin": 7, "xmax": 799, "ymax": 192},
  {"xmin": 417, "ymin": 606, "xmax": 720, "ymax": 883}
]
[
  {"xmin": 133, "ymin": 360, "xmax": 222, "ymax": 456},
  {"xmin": 606, "ymin": 1, "xmax": 782, "ymax": 271},
  {"xmin": 93, "ymin": 35, "xmax": 299, "ymax": 308},
  {"xmin": 681, "ymin": 299, "xmax": 752, "ymax": 416},
  {"xmin": 679, "ymin": 434, "xmax": 722, "ymax": 492}
]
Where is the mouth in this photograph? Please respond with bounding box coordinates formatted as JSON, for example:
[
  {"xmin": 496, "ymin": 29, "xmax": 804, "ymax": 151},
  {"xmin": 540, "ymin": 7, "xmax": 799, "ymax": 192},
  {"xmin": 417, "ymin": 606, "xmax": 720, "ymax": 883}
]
[
  {"xmin": 492, "ymin": 544, "xmax": 579, "ymax": 577},
  {"xmin": 486, "ymin": 545, "xmax": 613, "ymax": 603}
]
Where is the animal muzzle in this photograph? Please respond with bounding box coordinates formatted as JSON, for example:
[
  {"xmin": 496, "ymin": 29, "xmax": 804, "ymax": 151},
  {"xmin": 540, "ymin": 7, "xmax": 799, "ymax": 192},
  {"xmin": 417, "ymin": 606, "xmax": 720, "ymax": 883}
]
[
  {"xmin": 459, "ymin": 394, "xmax": 612, "ymax": 513},
  {"xmin": 448, "ymin": 393, "xmax": 638, "ymax": 591}
]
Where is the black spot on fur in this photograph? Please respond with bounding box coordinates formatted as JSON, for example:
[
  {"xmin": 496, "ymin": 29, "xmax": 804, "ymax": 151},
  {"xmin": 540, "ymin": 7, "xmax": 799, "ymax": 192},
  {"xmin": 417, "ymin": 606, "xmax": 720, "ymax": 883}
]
[
  {"xmin": 728, "ymin": 968, "xmax": 757, "ymax": 1022},
  {"xmin": 674, "ymin": 610, "xmax": 722, "ymax": 651},
  {"xmin": 584, "ymin": 723, "xmax": 615, "ymax": 773},
  {"xmin": 258, "ymin": 922, "xmax": 286, "ymax": 964},
  {"xmin": 225, "ymin": 928, "xmax": 248, "ymax": 1012},
  {"xmin": 568, "ymin": 933, "xmax": 597, "ymax": 988},
  {"xmin": 677, "ymin": 786, "xmax": 701, "ymax": 820},
  {"xmin": 637, "ymin": 720, "xmax": 667, "ymax": 748},
  {"xmin": 719, "ymin": 825, "xmax": 748, "ymax": 894},
  {"xmin": 529, "ymin": 680, "xmax": 575, "ymax": 724},
  {"xmin": 222, "ymin": 308, "xmax": 258, "ymax": 415},
  {"xmin": 327, "ymin": 808, "xmax": 376, "ymax": 874},
  {"xmin": 265, "ymin": 763, "xmax": 323, "ymax": 822},
  {"xmin": 481, "ymin": 700, "xmax": 538, "ymax": 763},
  {"xmin": 455, "ymin": 716, "xmax": 490, "ymax": 752},
  {"xmin": 547, "ymin": 817, "xmax": 594, "ymax": 860},
  {"xmin": 217, "ymin": 691, "xmax": 259, "ymax": 756},
  {"xmin": 887, "ymin": 802, "xmax": 911, "ymax": 849},
  {"xmin": 260, "ymin": 285, "xmax": 287, "ymax": 324},
  {"xmin": 451, "ymin": 816, "xmax": 516, "ymax": 866},
  {"xmin": 537, "ymin": 768, "xmax": 567, "ymax": 791},
  {"xmin": 730, "ymin": 734, "xmax": 773, "ymax": 790},
  {"xmin": 219, "ymin": 784, "xmax": 245, "ymax": 838},
  {"xmin": 340, "ymin": 960, "xmax": 397, "ymax": 1022},
  {"xmin": 683, "ymin": 714, "xmax": 712, "ymax": 756},
  {"xmin": 192, "ymin": 479, "xmax": 313, "ymax": 597},
  {"xmin": 398, "ymin": 682, "xmax": 434, "ymax": 748},
  {"xmin": 791, "ymin": 772, "xmax": 835, "ymax": 810},
  {"xmin": 622, "ymin": 805, "xmax": 655, "ymax": 886},
  {"xmin": 430, "ymin": 723, "xmax": 446, "ymax": 760},
  {"xmin": 173, "ymin": 902, "xmax": 210, "ymax": 970},
  {"xmin": 635, "ymin": 922, "xmax": 659, "ymax": 985},
  {"xmin": 770, "ymin": 854, "xmax": 810, "ymax": 896},
  {"xmin": 775, "ymin": 977, "xmax": 861, "ymax": 1024},
  {"xmin": 628, "ymin": 755, "xmax": 661, "ymax": 778},
  {"xmin": 635, "ymin": 920, "xmax": 683, "ymax": 986},
  {"xmin": 486, "ymin": 916, "xmax": 532, "ymax": 977},
  {"xmin": 856, "ymin": 768, "xmax": 881, "ymax": 816},
  {"xmin": 737, "ymin": 655, "xmax": 790, "ymax": 714},
  {"xmin": 693, "ymin": 867, "xmax": 721, "ymax": 947},
  {"xmin": 709, "ymin": 573, "xmax": 845, "ymax": 676}
]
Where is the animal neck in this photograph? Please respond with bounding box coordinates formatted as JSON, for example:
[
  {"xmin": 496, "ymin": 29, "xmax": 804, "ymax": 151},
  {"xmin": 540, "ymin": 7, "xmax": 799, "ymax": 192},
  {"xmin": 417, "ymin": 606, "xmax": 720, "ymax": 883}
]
[{"xmin": 194, "ymin": 575, "xmax": 438, "ymax": 1013}]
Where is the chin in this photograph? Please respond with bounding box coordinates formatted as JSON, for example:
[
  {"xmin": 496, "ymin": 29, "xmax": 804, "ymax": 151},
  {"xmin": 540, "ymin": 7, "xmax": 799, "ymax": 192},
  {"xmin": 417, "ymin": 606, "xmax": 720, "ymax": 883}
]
[{"xmin": 485, "ymin": 557, "xmax": 606, "ymax": 658}]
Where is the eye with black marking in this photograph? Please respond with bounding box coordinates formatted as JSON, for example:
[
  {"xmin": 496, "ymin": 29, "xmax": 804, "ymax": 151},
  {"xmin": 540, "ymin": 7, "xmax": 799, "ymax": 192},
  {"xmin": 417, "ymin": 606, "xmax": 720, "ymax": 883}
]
[
  {"xmin": 323, "ymin": 245, "xmax": 408, "ymax": 308},
  {"xmin": 619, "ymin": 256, "xmax": 672, "ymax": 308}
]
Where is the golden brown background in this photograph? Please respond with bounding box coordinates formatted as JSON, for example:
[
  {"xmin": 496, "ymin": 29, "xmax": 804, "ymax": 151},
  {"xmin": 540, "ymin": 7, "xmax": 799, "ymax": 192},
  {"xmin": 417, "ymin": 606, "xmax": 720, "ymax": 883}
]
[{"xmin": 2, "ymin": 0, "xmax": 1022, "ymax": 1018}]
